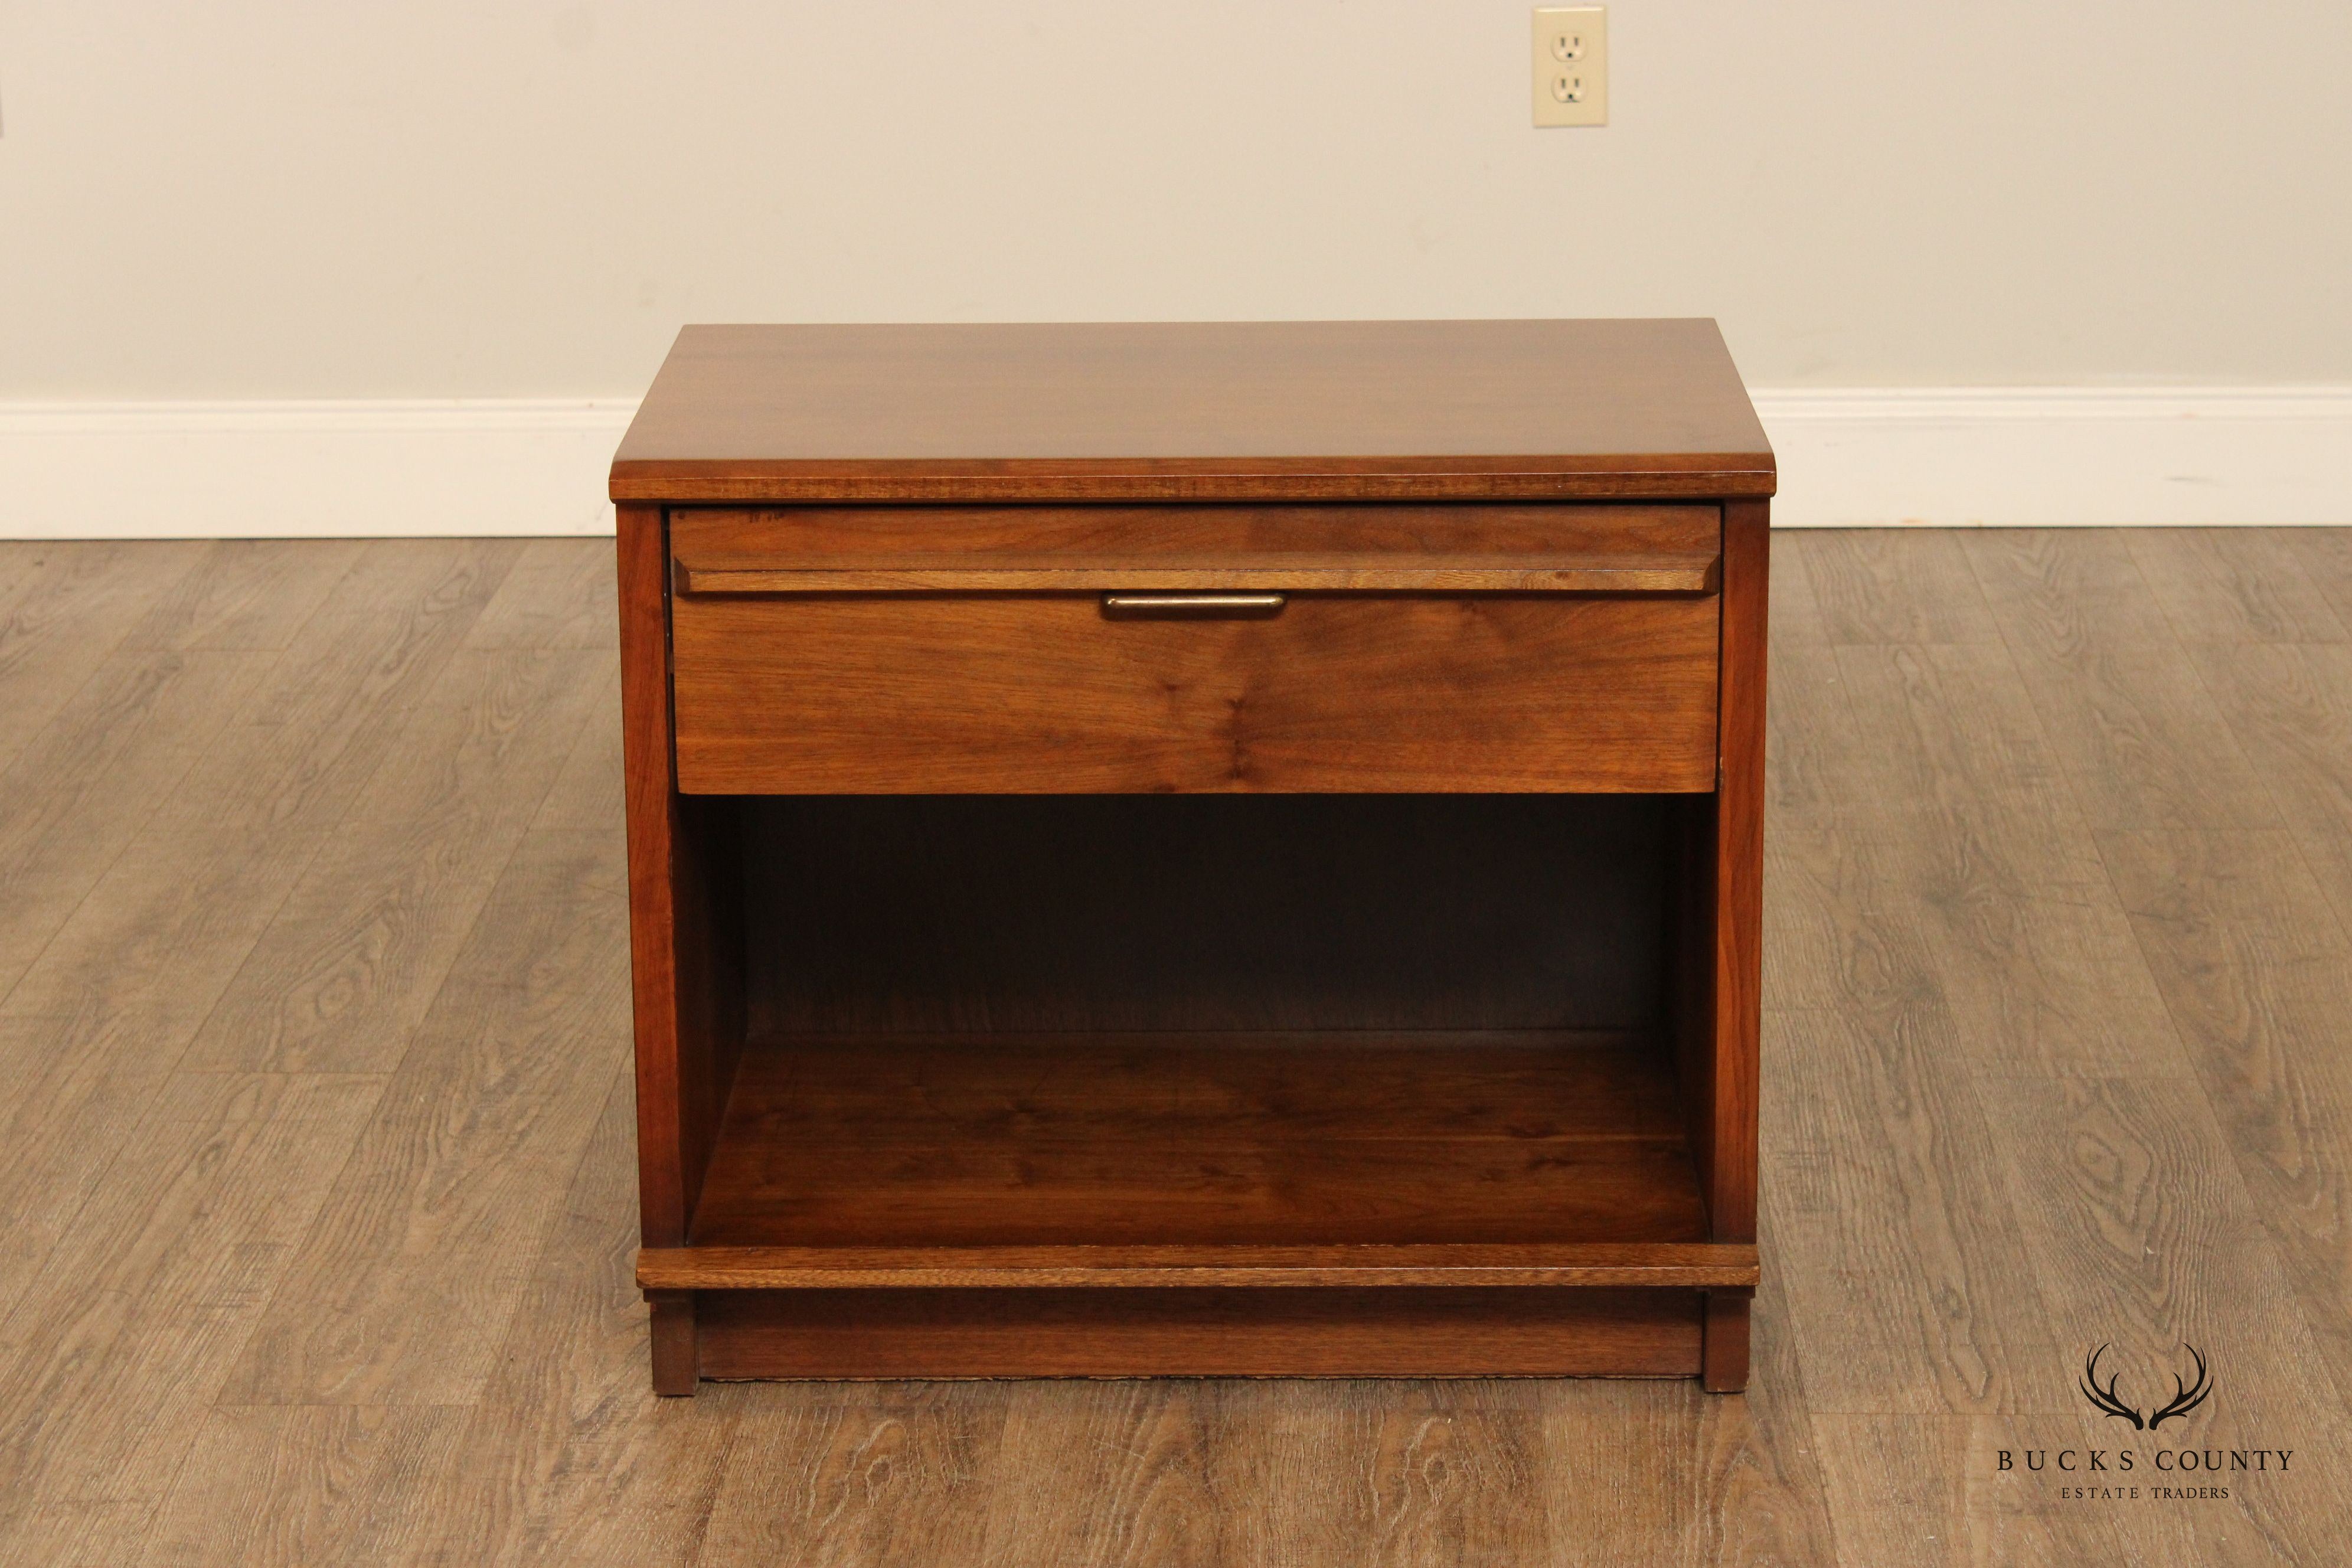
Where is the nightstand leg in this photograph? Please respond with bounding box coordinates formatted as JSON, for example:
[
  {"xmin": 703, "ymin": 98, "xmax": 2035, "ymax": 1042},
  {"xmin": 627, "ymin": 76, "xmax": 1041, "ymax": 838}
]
[
  {"xmin": 648, "ymin": 1291, "xmax": 699, "ymax": 1396},
  {"xmin": 1701, "ymin": 1289, "xmax": 1752, "ymax": 1392}
]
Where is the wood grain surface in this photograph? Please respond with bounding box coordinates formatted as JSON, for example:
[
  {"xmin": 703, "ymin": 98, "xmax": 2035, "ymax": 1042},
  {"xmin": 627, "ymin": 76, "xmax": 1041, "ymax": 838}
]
[
  {"xmin": 619, "ymin": 508, "xmax": 747, "ymax": 1254},
  {"xmin": 5, "ymin": 534, "xmax": 2351, "ymax": 1564},
  {"xmin": 688, "ymin": 1033, "xmax": 1709, "ymax": 1249},
  {"xmin": 669, "ymin": 502, "xmax": 1721, "ymax": 593},
  {"xmin": 693, "ymin": 1286, "xmax": 1706, "ymax": 1381},
  {"xmin": 1705, "ymin": 498, "xmax": 1768, "ymax": 1245},
  {"xmin": 636, "ymin": 1242, "xmax": 1760, "ymax": 1292},
  {"xmin": 612, "ymin": 320, "xmax": 1775, "ymax": 503},
  {"xmin": 672, "ymin": 590, "xmax": 1720, "ymax": 793}
]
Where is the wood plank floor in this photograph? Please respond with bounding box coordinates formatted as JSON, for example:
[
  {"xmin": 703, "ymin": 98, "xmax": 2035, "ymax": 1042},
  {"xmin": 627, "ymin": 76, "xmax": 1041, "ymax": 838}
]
[{"xmin": 2, "ymin": 531, "xmax": 2348, "ymax": 1564}]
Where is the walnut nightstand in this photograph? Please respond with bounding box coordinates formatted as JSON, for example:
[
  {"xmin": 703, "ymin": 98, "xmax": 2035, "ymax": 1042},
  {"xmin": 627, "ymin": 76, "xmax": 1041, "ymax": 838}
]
[{"xmin": 610, "ymin": 320, "xmax": 1772, "ymax": 1393}]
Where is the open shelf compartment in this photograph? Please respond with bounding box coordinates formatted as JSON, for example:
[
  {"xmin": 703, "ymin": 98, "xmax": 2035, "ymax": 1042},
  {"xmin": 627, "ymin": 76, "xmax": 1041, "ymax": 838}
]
[{"xmin": 639, "ymin": 794, "xmax": 1752, "ymax": 1310}]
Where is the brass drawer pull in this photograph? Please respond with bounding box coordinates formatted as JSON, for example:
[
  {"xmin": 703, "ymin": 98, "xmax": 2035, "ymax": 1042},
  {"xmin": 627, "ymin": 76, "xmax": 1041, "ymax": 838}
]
[{"xmin": 1101, "ymin": 592, "xmax": 1286, "ymax": 619}]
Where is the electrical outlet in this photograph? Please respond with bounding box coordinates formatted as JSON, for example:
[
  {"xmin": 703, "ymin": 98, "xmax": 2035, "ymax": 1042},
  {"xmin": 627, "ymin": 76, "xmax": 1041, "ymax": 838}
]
[{"xmin": 1533, "ymin": 6, "xmax": 1606, "ymax": 127}]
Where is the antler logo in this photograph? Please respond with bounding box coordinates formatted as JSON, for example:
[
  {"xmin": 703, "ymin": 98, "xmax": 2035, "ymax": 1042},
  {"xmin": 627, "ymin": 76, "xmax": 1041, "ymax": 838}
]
[{"xmin": 2078, "ymin": 1343, "xmax": 2214, "ymax": 1430}]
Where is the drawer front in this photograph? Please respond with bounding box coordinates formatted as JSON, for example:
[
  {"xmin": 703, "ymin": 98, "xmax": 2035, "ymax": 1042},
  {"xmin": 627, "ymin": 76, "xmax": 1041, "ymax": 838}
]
[{"xmin": 671, "ymin": 590, "xmax": 1719, "ymax": 795}]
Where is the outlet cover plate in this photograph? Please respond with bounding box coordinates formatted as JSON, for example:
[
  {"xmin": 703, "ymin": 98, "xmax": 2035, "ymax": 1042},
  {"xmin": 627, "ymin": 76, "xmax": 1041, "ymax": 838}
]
[{"xmin": 1533, "ymin": 6, "xmax": 1606, "ymax": 127}]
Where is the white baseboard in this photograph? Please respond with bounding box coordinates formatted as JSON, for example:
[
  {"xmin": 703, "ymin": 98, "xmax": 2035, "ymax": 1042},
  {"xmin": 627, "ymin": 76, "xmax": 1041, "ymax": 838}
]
[
  {"xmin": 1, "ymin": 389, "xmax": 2347, "ymax": 538},
  {"xmin": 1755, "ymin": 387, "xmax": 2352, "ymax": 527},
  {"xmin": 0, "ymin": 400, "xmax": 635, "ymax": 539}
]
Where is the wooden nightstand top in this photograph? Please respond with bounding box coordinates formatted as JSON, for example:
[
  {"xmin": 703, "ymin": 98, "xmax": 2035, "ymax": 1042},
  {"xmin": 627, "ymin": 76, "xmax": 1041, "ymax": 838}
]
[{"xmin": 611, "ymin": 319, "xmax": 1774, "ymax": 504}]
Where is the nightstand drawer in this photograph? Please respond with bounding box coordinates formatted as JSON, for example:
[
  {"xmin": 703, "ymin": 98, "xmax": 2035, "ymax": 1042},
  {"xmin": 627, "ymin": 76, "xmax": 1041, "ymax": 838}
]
[{"xmin": 667, "ymin": 504, "xmax": 1721, "ymax": 794}]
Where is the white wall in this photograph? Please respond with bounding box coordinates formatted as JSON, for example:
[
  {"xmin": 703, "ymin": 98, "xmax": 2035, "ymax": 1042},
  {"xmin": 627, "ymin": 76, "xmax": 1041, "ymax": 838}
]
[
  {"xmin": 8, "ymin": 0, "xmax": 2351, "ymax": 397},
  {"xmin": 2, "ymin": 2, "xmax": 2349, "ymax": 531}
]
